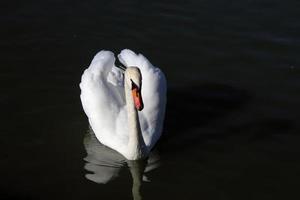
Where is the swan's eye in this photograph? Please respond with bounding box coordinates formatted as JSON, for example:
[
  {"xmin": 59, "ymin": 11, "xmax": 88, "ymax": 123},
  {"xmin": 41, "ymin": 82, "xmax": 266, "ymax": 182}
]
[{"xmin": 130, "ymin": 79, "xmax": 139, "ymax": 90}]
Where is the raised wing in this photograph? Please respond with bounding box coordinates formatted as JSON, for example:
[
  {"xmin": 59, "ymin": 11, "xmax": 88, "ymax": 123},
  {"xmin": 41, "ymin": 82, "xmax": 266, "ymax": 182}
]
[{"xmin": 80, "ymin": 51, "xmax": 129, "ymax": 152}]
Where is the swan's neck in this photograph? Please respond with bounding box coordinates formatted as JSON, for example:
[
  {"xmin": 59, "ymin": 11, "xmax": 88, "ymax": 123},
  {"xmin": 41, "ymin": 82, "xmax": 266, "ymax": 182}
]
[{"xmin": 125, "ymin": 80, "xmax": 147, "ymax": 160}]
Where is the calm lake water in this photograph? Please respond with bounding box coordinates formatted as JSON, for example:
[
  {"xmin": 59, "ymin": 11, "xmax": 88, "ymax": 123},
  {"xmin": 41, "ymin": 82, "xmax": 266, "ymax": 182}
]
[{"xmin": 1, "ymin": 0, "xmax": 300, "ymax": 199}]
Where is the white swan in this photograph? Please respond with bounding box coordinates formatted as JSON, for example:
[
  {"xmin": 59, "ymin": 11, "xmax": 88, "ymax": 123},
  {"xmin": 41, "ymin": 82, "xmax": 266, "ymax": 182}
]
[{"xmin": 80, "ymin": 49, "xmax": 167, "ymax": 160}]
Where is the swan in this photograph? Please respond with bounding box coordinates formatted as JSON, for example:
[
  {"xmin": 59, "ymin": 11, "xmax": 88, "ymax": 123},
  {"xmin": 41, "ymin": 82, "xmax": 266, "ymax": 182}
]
[{"xmin": 80, "ymin": 49, "xmax": 166, "ymax": 160}]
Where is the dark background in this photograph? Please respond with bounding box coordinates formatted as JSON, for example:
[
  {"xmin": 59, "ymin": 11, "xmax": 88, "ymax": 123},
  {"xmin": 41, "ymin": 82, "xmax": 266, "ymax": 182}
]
[{"xmin": 1, "ymin": 0, "xmax": 300, "ymax": 199}]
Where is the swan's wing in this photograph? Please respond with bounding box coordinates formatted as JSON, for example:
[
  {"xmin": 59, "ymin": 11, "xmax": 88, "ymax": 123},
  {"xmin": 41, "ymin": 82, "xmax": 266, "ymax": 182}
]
[
  {"xmin": 118, "ymin": 49, "xmax": 167, "ymax": 149},
  {"xmin": 80, "ymin": 51, "xmax": 129, "ymax": 152}
]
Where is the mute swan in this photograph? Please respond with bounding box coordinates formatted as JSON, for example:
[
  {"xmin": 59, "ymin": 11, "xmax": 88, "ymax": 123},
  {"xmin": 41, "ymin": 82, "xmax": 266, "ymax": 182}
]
[{"xmin": 80, "ymin": 49, "xmax": 167, "ymax": 160}]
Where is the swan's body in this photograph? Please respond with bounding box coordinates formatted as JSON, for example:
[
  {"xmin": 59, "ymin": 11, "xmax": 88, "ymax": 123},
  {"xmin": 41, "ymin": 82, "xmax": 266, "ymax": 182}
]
[
  {"xmin": 83, "ymin": 129, "xmax": 161, "ymax": 199},
  {"xmin": 83, "ymin": 129, "xmax": 161, "ymax": 184},
  {"xmin": 80, "ymin": 49, "xmax": 166, "ymax": 160}
]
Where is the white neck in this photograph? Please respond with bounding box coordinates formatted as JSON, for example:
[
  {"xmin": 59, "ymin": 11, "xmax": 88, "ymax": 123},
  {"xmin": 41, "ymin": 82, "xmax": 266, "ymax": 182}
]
[{"xmin": 124, "ymin": 77, "xmax": 147, "ymax": 160}]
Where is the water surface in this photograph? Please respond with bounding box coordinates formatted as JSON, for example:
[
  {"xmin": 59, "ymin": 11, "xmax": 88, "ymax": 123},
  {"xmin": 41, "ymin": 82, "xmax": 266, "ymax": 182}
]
[{"xmin": 1, "ymin": 0, "xmax": 300, "ymax": 199}]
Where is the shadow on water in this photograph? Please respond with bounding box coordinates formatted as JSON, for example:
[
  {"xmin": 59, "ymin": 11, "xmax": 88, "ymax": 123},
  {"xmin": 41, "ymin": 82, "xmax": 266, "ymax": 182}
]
[
  {"xmin": 165, "ymin": 83, "xmax": 250, "ymax": 131},
  {"xmin": 159, "ymin": 83, "xmax": 251, "ymax": 152},
  {"xmin": 83, "ymin": 130, "xmax": 160, "ymax": 200}
]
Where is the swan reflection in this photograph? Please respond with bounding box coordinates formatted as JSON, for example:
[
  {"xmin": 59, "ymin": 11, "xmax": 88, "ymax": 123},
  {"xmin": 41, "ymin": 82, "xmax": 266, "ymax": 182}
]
[{"xmin": 83, "ymin": 129, "xmax": 160, "ymax": 199}]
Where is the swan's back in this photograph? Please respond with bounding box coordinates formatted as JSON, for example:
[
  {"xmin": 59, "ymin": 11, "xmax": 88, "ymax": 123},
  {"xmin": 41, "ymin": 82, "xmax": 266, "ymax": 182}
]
[{"xmin": 80, "ymin": 49, "xmax": 166, "ymax": 157}]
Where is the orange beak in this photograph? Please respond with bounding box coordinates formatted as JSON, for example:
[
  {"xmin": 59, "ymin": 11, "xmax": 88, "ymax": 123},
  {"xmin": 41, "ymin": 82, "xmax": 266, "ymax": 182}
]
[{"xmin": 132, "ymin": 88, "xmax": 144, "ymax": 111}]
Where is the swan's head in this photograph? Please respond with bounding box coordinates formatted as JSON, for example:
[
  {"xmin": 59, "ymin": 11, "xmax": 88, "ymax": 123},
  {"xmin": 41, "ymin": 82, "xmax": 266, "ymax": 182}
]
[{"xmin": 125, "ymin": 67, "xmax": 144, "ymax": 111}]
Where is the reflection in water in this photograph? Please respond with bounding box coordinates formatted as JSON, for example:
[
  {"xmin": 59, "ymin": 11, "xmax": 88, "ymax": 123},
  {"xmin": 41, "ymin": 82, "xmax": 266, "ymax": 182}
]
[{"xmin": 83, "ymin": 129, "xmax": 160, "ymax": 199}]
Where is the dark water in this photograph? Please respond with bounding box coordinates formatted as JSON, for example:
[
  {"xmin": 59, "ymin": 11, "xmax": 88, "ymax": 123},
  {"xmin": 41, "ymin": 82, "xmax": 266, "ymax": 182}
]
[{"xmin": 1, "ymin": 0, "xmax": 300, "ymax": 199}]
